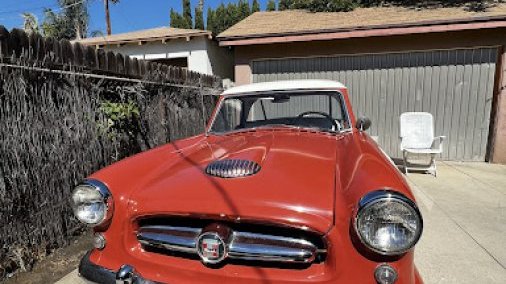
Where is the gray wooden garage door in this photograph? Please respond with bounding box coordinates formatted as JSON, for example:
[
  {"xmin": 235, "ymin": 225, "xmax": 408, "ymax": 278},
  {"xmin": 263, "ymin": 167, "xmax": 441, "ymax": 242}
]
[{"xmin": 252, "ymin": 48, "xmax": 498, "ymax": 161}]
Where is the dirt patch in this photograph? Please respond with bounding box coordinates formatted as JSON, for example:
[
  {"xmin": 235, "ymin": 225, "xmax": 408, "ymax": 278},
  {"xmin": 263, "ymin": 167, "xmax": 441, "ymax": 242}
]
[{"xmin": 2, "ymin": 232, "xmax": 93, "ymax": 284}]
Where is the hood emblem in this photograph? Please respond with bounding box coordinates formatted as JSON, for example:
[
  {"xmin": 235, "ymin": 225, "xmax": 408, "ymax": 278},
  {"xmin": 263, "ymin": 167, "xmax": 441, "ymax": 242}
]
[
  {"xmin": 196, "ymin": 223, "xmax": 231, "ymax": 265},
  {"xmin": 205, "ymin": 159, "xmax": 261, "ymax": 178}
]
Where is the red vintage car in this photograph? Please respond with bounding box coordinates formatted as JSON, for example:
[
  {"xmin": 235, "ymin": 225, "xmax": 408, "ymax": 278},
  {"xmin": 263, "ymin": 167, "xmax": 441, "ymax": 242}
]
[{"xmin": 72, "ymin": 80, "xmax": 423, "ymax": 284}]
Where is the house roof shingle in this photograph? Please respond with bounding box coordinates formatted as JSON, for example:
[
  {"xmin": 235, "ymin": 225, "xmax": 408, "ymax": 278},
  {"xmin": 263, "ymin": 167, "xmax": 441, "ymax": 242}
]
[
  {"xmin": 78, "ymin": 27, "xmax": 211, "ymax": 46},
  {"xmin": 218, "ymin": 5, "xmax": 506, "ymax": 39}
]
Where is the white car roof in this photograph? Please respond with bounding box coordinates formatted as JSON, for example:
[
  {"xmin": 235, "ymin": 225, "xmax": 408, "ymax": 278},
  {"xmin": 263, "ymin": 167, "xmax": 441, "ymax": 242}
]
[{"xmin": 222, "ymin": 80, "xmax": 347, "ymax": 95}]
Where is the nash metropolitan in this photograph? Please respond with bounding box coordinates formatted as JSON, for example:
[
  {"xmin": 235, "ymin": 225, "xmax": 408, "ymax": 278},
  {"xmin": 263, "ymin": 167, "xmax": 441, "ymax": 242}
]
[{"xmin": 73, "ymin": 80, "xmax": 423, "ymax": 284}]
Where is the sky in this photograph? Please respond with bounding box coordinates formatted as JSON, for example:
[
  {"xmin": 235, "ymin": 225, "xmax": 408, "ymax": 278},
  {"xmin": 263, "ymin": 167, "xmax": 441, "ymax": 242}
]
[{"xmin": 0, "ymin": 0, "xmax": 270, "ymax": 35}]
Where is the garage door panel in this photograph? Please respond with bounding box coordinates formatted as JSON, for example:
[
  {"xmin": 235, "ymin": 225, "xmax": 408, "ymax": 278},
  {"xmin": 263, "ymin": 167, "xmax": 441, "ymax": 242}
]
[
  {"xmin": 436, "ymin": 63, "xmax": 448, "ymax": 159},
  {"xmin": 387, "ymin": 63, "xmax": 396, "ymax": 153},
  {"xmin": 454, "ymin": 57, "xmax": 467, "ymax": 160},
  {"xmin": 423, "ymin": 55, "xmax": 434, "ymax": 112},
  {"xmin": 379, "ymin": 63, "xmax": 389, "ymax": 153},
  {"xmin": 464, "ymin": 50, "xmax": 481, "ymax": 160},
  {"xmin": 251, "ymin": 47, "xmax": 497, "ymax": 161},
  {"xmin": 474, "ymin": 50, "xmax": 490, "ymax": 160},
  {"xmin": 467, "ymin": 54, "xmax": 482, "ymax": 160},
  {"xmin": 392, "ymin": 58, "xmax": 403, "ymax": 156}
]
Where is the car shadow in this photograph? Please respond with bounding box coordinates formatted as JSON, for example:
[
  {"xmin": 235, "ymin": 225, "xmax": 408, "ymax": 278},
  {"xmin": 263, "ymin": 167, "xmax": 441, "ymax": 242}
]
[{"xmin": 390, "ymin": 157, "xmax": 406, "ymax": 173}]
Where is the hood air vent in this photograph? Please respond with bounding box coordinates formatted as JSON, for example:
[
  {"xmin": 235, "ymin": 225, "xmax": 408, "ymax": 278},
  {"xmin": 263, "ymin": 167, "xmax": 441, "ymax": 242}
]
[{"xmin": 205, "ymin": 159, "xmax": 260, "ymax": 178}]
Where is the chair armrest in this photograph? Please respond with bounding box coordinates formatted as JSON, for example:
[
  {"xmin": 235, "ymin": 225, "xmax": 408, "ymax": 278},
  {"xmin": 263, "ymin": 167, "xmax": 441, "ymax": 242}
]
[
  {"xmin": 431, "ymin": 136, "xmax": 446, "ymax": 152},
  {"xmin": 434, "ymin": 136, "xmax": 446, "ymax": 142}
]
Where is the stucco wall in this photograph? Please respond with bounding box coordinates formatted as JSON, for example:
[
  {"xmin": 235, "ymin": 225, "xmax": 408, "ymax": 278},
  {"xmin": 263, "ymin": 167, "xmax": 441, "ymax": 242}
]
[
  {"xmin": 231, "ymin": 28, "xmax": 506, "ymax": 163},
  {"xmin": 102, "ymin": 37, "xmax": 233, "ymax": 79},
  {"xmin": 206, "ymin": 40, "xmax": 234, "ymax": 80}
]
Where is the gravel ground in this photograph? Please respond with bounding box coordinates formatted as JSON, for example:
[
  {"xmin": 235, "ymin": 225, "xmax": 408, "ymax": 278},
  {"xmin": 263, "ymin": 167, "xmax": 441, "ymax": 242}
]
[{"xmin": 2, "ymin": 233, "xmax": 92, "ymax": 284}]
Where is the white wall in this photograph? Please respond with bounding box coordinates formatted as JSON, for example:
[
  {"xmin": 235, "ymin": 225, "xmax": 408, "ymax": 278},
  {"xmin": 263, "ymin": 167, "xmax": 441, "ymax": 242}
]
[{"xmin": 101, "ymin": 37, "xmax": 232, "ymax": 80}]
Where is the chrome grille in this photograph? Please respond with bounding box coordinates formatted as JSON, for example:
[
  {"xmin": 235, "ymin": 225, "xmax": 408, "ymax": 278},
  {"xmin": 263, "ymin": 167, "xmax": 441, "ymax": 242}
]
[
  {"xmin": 228, "ymin": 231, "xmax": 318, "ymax": 263},
  {"xmin": 137, "ymin": 225, "xmax": 199, "ymax": 254},
  {"xmin": 137, "ymin": 223, "xmax": 326, "ymax": 266},
  {"xmin": 205, "ymin": 159, "xmax": 261, "ymax": 178}
]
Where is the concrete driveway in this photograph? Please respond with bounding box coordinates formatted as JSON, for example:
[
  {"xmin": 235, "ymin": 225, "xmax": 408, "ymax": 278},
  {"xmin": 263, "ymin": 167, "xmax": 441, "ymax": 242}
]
[
  {"xmin": 410, "ymin": 161, "xmax": 506, "ymax": 283},
  {"xmin": 56, "ymin": 162, "xmax": 506, "ymax": 284}
]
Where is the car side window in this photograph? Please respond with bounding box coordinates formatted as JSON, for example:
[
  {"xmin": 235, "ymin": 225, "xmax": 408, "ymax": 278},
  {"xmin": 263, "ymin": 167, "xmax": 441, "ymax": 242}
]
[{"xmin": 211, "ymin": 99, "xmax": 242, "ymax": 132}]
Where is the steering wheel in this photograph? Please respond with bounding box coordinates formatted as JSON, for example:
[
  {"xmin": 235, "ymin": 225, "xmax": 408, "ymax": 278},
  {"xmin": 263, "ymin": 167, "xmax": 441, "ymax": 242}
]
[{"xmin": 296, "ymin": 111, "xmax": 340, "ymax": 131}]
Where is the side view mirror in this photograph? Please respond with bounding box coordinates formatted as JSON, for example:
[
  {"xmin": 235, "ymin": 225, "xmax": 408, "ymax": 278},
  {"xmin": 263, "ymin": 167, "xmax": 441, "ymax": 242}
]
[{"xmin": 356, "ymin": 116, "xmax": 371, "ymax": 131}]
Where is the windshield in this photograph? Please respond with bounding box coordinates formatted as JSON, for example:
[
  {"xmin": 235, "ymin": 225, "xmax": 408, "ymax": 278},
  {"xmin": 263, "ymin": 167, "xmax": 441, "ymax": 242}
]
[{"xmin": 209, "ymin": 91, "xmax": 350, "ymax": 134}]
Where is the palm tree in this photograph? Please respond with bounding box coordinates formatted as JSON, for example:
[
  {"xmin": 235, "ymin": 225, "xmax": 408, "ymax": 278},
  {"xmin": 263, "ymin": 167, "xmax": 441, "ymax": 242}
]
[
  {"xmin": 104, "ymin": 0, "xmax": 120, "ymax": 35},
  {"xmin": 41, "ymin": 0, "xmax": 89, "ymax": 40},
  {"xmin": 22, "ymin": 13, "xmax": 40, "ymax": 34}
]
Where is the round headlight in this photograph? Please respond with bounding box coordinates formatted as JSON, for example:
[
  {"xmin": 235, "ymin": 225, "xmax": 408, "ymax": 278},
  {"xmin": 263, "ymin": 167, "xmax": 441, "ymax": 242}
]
[
  {"xmin": 71, "ymin": 179, "xmax": 113, "ymax": 226},
  {"xmin": 354, "ymin": 190, "xmax": 422, "ymax": 255}
]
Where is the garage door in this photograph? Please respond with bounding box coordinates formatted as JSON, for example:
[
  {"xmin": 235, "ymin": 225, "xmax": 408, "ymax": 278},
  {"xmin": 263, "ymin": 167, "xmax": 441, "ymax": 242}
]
[{"xmin": 252, "ymin": 47, "xmax": 498, "ymax": 161}]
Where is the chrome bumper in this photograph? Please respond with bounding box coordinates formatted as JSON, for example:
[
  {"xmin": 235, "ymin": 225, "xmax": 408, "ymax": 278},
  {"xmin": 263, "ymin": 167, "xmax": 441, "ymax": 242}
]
[{"xmin": 79, "ymin": 251, "xmax": 161, "ymax": 284}]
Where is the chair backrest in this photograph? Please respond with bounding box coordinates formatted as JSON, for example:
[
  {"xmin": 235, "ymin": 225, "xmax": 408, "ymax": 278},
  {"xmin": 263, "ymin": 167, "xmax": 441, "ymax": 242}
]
[{"xmin": 400, "ymin": 112, "xmax": 434, "ymax": 149}]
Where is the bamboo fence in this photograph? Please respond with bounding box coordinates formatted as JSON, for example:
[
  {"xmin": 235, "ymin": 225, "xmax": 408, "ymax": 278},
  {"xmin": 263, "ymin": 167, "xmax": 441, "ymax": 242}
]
[{"xmin": 0, "ymin": 26, "xmax": 221, "ymax": 278}]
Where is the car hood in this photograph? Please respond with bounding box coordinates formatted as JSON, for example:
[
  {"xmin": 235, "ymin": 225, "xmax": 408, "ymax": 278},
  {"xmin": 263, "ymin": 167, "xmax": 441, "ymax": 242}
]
[{"xmin": 127, "ymin": 130, "xmax": 339, "ymax": 233}]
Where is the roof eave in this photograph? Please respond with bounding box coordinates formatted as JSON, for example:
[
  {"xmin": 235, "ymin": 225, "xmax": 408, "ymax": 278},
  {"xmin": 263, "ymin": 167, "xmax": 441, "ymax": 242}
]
[
  {"xmin": 80, "ymin": 32, "xmax": 213, "ymax": 47},
  {"xmin": 218, "ymin": 17, "xmax": 506, "ymax": 47}
]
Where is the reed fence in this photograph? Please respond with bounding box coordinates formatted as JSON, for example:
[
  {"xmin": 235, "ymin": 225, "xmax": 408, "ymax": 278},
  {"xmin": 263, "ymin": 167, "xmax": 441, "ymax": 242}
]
[{"xmin": 0, "ymin": 26, "xmax": 221, "ymax": 278}]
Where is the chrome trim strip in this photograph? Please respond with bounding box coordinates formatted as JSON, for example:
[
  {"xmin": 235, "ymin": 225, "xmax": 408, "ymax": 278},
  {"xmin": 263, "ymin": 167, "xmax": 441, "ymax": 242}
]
[
  {"xmin": 233, "ymin": 231, "xmax": 316, "ymax": 247},
  {"xmin": 228, "ymin": 231, "xmax": 318, "ymax": 263},
  {"xmin": 137, "ymin": 225, "xmax": 201, "ymax": 254}
]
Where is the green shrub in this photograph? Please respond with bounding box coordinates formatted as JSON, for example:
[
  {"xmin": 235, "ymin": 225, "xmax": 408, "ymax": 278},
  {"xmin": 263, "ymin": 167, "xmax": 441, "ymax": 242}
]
[{"xmin": 99, "ymin": 100, "xmax": 140, "ymax": 139}]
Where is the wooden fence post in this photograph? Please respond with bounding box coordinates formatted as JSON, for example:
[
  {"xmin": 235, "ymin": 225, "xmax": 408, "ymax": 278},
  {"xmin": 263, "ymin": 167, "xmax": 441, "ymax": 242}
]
[
  {"xmin": 107, "ymin": 51, "xmax": 116, "ymax": 72},
  {"xmin": 116, "ymin": 53, "xmax": 125, "ymax": 74},
  {"xmin": 73, "ymin": 42, "xmax": 84, "ymax": 66},
  {"xmin": 60, "ymin": 39, "xmax": 73, "ymax": 66},
  {"xmin": 97, "ymin": 49, "xmax": 106, "ymax": 70}
]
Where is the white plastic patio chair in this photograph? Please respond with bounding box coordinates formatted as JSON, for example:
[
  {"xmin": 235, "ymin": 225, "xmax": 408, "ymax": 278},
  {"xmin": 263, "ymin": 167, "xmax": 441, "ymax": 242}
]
[{"xmin": 400, "ymin": 112, "xmax": 445, "ymax": 176}]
